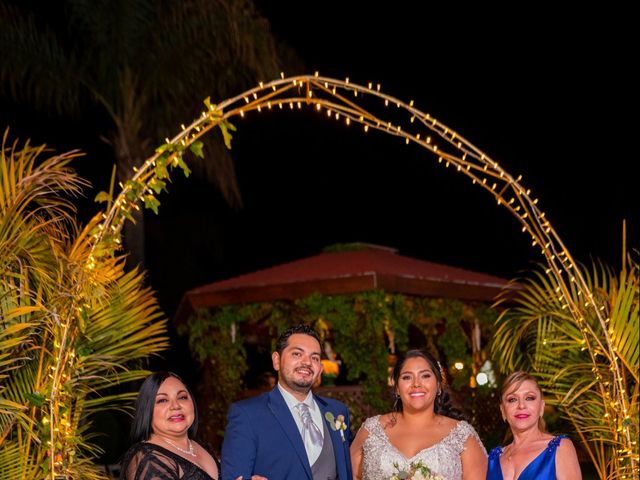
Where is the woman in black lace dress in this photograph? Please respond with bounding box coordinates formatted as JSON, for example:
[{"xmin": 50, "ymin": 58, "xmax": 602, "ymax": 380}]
[{"xmin": 120, "ymin": 372, "xmax": 220, "ymax": 480}]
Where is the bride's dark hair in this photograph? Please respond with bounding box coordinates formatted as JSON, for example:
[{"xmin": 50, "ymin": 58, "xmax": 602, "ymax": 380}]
[{"xmin": 391, "ymin": 349, "xmax": 466, "ymax": 421}]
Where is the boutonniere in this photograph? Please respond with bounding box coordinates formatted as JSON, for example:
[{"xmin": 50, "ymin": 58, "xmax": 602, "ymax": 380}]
[{"xmin": 324, "ymin": 412, "xmax": 347, "ymax": 442}]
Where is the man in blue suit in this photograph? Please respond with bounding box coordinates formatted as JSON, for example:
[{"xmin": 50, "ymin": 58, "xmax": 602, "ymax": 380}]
[{"xmin": 221, "ymin": 324, "xmax": 353, "ymax": 480}]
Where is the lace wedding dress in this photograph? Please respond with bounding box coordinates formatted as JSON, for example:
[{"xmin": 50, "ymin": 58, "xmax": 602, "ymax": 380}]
[{"xmin": 360, "ymin": 415, "xmax": 485, "ymax": 480}]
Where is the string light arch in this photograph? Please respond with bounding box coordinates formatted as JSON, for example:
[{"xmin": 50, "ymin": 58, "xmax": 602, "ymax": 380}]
[{"xmin": 56, "ymin": 74, "xmax": 635, "ymax": 478}]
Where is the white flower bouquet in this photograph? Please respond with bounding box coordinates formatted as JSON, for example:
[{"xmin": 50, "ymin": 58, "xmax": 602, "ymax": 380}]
[{"xmin": 389, "ymin": 460, "xmax": 444, "ymax": 480}]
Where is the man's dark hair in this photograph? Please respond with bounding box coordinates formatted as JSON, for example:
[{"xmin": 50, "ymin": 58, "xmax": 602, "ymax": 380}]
[
  {"xmin": 275, "ymin": 324, "xmax": 321, "ymax": 355},
  {"xmin": 129, "ymin": 371, "xmax": 199, "ymax": 443}
]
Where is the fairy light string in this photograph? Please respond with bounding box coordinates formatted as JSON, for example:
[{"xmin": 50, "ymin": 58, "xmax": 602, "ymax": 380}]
[{"xmin": 74, "ymin": 74, "xmax": 636, "ymax": 478}]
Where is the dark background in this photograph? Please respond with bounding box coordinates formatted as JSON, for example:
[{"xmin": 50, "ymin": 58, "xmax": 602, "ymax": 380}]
[
  {"xmin": 2, "ymin": 2, "xmax": 636, "ymax": 371},
  {"xmin": 146, "ymin": 3, "xmax": 636, "ymax": 315},
  {"xmin": 2, "ymin": 4, "xmax": 635, "ymax": 316},
  {"xmin": 151, "ymin": 3, "xmax": 637, "ymax": 397},
  {"xmin": 1, "ymin": 2, "xmax": 636, "ymax": 464}
]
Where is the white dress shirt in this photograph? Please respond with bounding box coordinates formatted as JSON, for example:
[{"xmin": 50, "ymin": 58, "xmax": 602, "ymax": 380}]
[{"xmin": 277, "ymin": 383, "xmax": 324, "ymax": 465}]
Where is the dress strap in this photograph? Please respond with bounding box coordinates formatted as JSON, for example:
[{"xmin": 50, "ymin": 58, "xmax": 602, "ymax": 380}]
[
  {"xmin": 488, "ymin": 446, "xmax": 503, "ymax": 461},
  {"xmin": 547, "ymin": 434, "xmax": 568, "ymax": 451}
]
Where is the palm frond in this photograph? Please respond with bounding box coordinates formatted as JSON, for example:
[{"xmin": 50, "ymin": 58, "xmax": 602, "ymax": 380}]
[
  {"xmin": 1, "ymin": 134, "xmax": 168, "ymax": 478},
  {"xmin": 492, "ymin": 253, "xmax": 639, "ymax": 478}
]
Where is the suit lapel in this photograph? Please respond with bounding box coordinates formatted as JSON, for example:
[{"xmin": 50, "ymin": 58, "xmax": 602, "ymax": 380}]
[{"xmin": 267, "ymin": 388, "xmax": 313, "ymax": 479}]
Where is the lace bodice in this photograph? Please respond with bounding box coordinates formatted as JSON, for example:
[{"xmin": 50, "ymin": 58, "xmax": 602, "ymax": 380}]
[{"xmin": 360, "ymin": 415, "xmax": 485, "ymax": 480}]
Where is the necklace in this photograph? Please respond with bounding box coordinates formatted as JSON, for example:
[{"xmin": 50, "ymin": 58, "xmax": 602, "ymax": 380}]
[{"xmin": 163, "ymin": 438, "xmax": 197, "ymax": 458}]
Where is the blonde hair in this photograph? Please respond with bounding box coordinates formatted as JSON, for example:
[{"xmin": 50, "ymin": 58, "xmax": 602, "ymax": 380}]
[{"xmin": 500, "ymin": 371, "xmax": 547, "ymax": 439}]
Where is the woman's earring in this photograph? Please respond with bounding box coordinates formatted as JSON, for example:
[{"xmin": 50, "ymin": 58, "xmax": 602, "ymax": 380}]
[{"xmin": 393, "ymin": 393, "xmax": 400, "ymax": 412}]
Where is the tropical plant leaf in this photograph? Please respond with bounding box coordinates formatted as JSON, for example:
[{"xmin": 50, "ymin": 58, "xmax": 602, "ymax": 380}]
[
  {"xmin": 1, "ymin": 133, "xmax": 168, "ymax": 477},
  {"xmin": 492, "ymin": 254, "xmax": 639, "ymax": 479}
]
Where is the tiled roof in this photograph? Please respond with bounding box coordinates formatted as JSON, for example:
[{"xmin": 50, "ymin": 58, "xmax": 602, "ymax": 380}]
[{"xmin": 174, "ymin": 244, "xmax": 515, "ymax": 324}]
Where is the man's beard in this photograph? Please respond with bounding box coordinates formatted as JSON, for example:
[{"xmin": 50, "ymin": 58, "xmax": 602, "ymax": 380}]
[
  {"xmin": 287, "ymin": 368, "xmax": 315, "ymax": 391},
  {"xmin": 292, "ymin": 377, "xmax": 314, "ymax": 389}
]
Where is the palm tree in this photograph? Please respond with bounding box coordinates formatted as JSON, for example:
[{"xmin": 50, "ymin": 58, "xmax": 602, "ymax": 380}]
[
  {"xmin": 0, "ymin": 131, "xmax": 169, "ymax": 479},
  {"xmin": 0, "ymin": 0, "xmax": 294, "ymax": 267},
  {"xmin": 491, "ymin": 249, "xmax": 639, "ymax": 479}
]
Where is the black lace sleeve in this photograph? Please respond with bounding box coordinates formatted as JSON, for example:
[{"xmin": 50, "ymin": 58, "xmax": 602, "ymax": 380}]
[{"xmin": 120, "ymin": 443, "xmax": 215, "ymax": 480}]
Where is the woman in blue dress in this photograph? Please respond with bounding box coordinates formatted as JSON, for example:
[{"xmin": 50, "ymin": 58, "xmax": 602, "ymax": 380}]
[{"xmin": 487, "ymin": 372, "xmax": 581, "ymax": 480}]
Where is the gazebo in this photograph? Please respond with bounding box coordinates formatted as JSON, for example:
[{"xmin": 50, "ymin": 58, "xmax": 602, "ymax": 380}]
[
  {"xmin": 175, "ymin": 243, "xmax": 513, "ymax": 322},
  {"xmin": 174, "ymin": 243, "xmax": 514, "ymax": 452}
]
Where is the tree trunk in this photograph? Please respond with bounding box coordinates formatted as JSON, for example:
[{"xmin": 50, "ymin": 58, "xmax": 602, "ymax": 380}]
[{"xmin": 110, "ymin": 72, "xmax": 151, "ymax": 271}]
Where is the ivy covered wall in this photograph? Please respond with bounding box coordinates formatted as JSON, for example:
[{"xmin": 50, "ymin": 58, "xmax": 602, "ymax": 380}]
[{"xmin": 177, "ymin": 290, "xmax": 500, "ymax": 451}]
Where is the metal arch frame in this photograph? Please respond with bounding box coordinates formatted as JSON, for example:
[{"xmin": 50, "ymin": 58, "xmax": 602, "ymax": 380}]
[{"xmin": 86, "ymin": 74, "xmax": 635, "ymax": 477}]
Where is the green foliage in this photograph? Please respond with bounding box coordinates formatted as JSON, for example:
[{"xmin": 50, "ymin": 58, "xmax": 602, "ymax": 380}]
[
  {"xmin": 178, "ymin": 307, "xmax": 254, "ymax": 443},
  {"xmin": 337, "ymin": 295, "xmax": 388, "ymax": 409},
  {"xmin": 180, "ymin": 290, "xmax": 498, "ymax": 437},
  {"xmin": 0, "ymin": 0, "xmax": 292, "ymax": 205},
  {"xmin": 0, "ymin": 133, "xmax": 169, "ymax": 479},
  {"xmin": 321, "ymin": 242, "xmax": 373, "ymax": 253}
]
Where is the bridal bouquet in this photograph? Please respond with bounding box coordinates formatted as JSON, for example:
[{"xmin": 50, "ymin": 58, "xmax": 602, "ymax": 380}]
[{"xmin": 389, "ymin": 460, "xmax": 444, "ymax": 480}]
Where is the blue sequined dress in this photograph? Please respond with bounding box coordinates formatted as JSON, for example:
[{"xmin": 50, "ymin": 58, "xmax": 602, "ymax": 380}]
[{"xmin": 486, "ymin": 435, "xmax": 567, "ymax": 480}]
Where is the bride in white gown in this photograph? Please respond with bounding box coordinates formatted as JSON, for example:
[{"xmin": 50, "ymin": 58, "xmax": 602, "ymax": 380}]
[{"xmin": 350, "ymin": 350, "xmax": 487, "ymax": 480}]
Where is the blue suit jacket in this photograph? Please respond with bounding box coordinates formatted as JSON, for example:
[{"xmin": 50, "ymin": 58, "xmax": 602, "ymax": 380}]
[{"xmin": 220, "ymin": 387, "xmax": 353, "ymax": 480}]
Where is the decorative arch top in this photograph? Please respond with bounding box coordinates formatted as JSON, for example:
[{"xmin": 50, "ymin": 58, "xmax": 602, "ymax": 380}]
[{"xmin": 85, "ymin": 74, "xmax": 634, "ymax": 476}]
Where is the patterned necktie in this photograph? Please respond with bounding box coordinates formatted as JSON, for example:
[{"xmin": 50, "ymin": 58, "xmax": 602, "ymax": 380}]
[{"xmin": 297, "ymin": 402, "xmax": 323, "ymax": 447}]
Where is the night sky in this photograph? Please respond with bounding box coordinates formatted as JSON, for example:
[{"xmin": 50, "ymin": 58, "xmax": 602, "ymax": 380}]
[
  {"xmin": 2, "ymin": 4, "xmax": 636, "ymax": 324},
  {"xmin": 165, "ymin": 3, "xmax": 635, "ymax": 303}
]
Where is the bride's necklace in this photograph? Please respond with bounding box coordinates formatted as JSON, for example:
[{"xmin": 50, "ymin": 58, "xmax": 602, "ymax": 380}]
[{"xmin": 163, "ymin": 438, "xmax": 197, "ymax": 458}]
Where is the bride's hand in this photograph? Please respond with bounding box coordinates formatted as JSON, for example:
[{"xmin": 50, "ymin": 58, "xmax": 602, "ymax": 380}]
[{"xmin": 235, "ymin": 476, "xmax": 268, "ymax": 480}]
